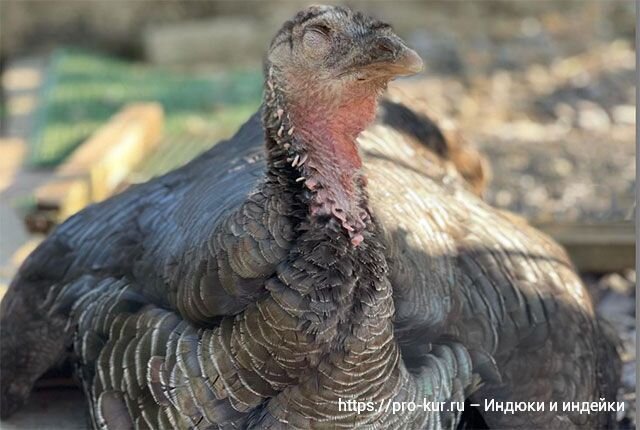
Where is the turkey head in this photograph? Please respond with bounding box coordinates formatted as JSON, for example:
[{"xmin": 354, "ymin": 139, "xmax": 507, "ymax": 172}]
[{"xmin": 263, "ymin": 5, "xmax": 423, "ymax": 245}]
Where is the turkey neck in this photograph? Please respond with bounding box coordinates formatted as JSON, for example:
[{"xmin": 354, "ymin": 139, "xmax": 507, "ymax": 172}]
[
  {"xmin": 260, "ymin": 65, "xmax": 400, "ymax": 369},
  {"xmin": 260, "ymin": 64, "xmax": 395, "ymax": 343},
  {"xmin": 263, "ymin": 66, "xmax": 380, "ymax": 246}
]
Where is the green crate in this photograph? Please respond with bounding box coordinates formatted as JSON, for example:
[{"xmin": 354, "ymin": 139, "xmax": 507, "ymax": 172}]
[{"xmin": 30, "ymin": 49, "xmax": 263, "ymax": 167}]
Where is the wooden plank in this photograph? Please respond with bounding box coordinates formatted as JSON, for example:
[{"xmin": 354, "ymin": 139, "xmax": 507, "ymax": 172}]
[
  {"xmin": 28, "ymin": 103, "xmax": 164, "ymax": 232},
  {"xmin": 535, "ymin": 221, "xmax": 635, "ymax": 273},
  {"xmin": 55, "ymin": 103, "xmax": 164, "ymax": 201},
  {"xmin": 34, "ymin": 178, "xmax": 90, "ymax": 220}
]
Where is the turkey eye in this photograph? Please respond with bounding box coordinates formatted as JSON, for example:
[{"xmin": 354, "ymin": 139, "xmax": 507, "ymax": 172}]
[
  {"xmin": 308, "ymin": 24, "xmax": 331, "ymax": 37},
  {"xmin": 302, "ymin": 24, "xmax": 331, "ymax": 55}
]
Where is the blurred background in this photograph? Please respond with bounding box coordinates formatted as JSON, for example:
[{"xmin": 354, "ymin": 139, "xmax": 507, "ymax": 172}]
[{"xmin": 0, "ymin": 1, "xmax": 635, "ymax": 428}]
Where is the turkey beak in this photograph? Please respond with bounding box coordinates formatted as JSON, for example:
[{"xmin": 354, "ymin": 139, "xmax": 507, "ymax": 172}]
[{"xmin": 360, "ymin": 36, "xmax": 423, "ymax": 79}]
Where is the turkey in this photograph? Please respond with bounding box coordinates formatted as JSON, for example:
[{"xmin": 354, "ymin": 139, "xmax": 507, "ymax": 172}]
[{"xmin": 0, "ymin": 5, "xmax": 619, "ymax": 429}]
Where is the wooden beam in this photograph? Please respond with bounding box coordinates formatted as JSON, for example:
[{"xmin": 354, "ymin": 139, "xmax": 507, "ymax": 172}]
[
  {"xmin": 535, "ymin": 221, "xmax": 635, "ymax": 273},
  {"xmin": 34, "ymin": 177, "xmax": 90, "ymax": 220},
  {"xmin": 55, "ymin": 103, "xmax": 164, "ymax": 201},
  {"xmin": 28, "ymin": 103, "xmax": 164, "ymax": 232}
]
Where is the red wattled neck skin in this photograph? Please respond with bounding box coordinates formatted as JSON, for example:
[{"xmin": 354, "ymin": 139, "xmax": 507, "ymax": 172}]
[{"xmin": 262, "ymin": 67, "xmax": 385, "ymax": 246}]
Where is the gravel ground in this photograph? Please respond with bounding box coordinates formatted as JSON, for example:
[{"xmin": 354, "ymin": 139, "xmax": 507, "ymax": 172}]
[
  {"xmin": 392, "ymin": 40, "xmax": 635, "ymax": 223},
  {"xmin": 585, "ymin": 270, "xmax": 636, "ymax": 429}
]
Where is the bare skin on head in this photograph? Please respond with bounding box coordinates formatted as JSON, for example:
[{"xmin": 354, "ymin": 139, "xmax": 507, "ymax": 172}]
[{"xmin": 263, "ymin": 4, "xmax": 422, "ymax": 245}]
